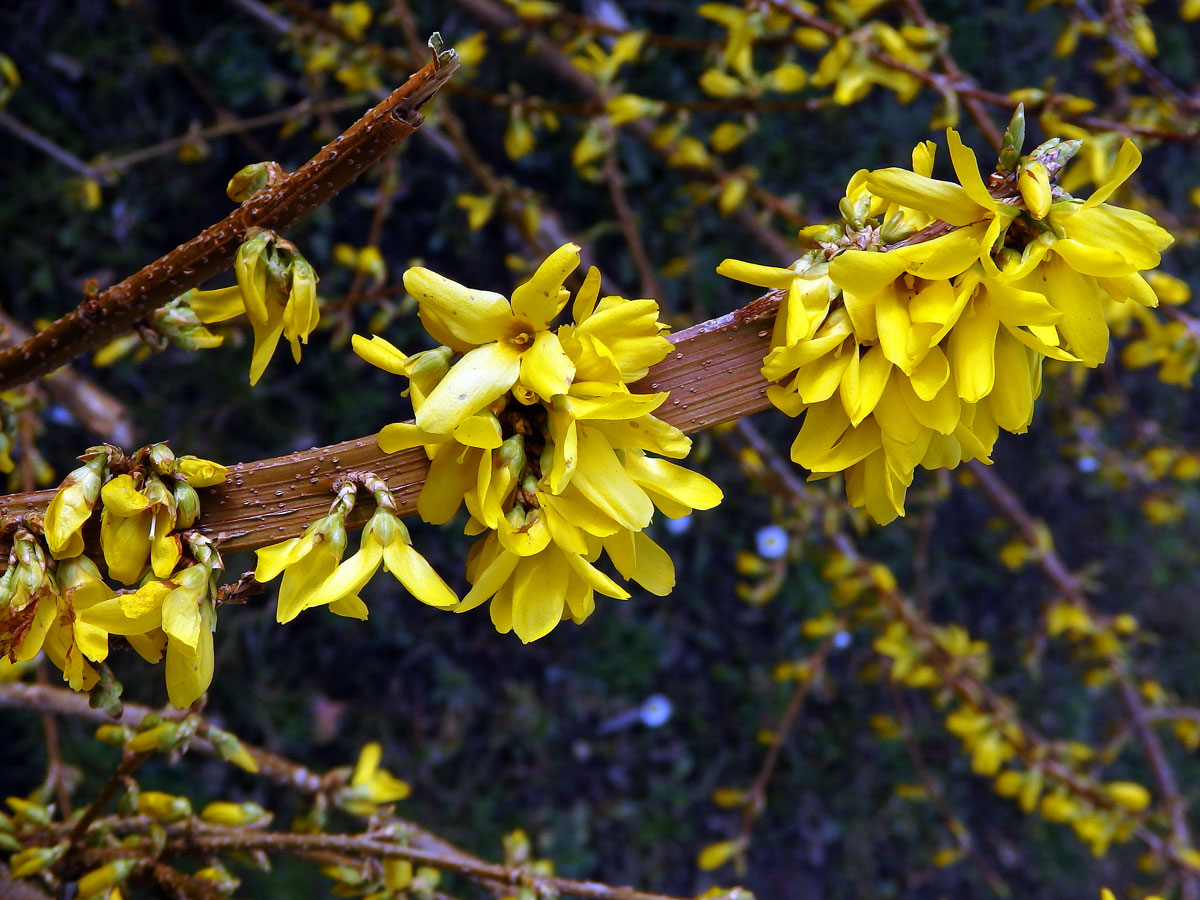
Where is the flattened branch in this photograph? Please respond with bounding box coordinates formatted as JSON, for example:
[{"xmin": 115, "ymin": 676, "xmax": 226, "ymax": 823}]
[{"xmin": 0, "ymin": 295, "xmax": 781, "ymax": 552}]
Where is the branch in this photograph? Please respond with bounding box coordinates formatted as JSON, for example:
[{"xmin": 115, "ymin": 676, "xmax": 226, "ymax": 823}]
[
  {"xmin": 0, "ymin": 51, "xmax": 459, "ymax": 392},
  {"xmin": 183, "ymin": 829, "xmax": 692, "ymax": 900},
  {"xmin": 0, "ymin": 293, "xmax": 781, "ymax": 552}
]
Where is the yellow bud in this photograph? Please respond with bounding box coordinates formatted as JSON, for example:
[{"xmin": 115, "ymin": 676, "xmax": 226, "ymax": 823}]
[
  {"xmin": 699, "ymin": 69, "xmax": 744, "ymax": 98},
  {"xmin": 711, "ymin": 787, "xmax": 746, "ymax": 808},
  {"xmin": 9, "ymin": 842, "xmax": 68, "ymax": 878},
  {"xmin": 697, "ymin": 838, "xmax": 744, "ymax": 871},
  {"xmin": 200, "ymin": 801, "xmax": 270, "ymax": 826},
  {"xmin": 710, "ymin": 122, "xmax": 749, "ymax": 153},
  {"xmin": 1018, "ymin": 161, "xmax": 1052, "ymax": 219},
  {"xmin": 77, "ymin": 858, "xmax": 137, "ymax": 898},
  {"xmin": 765, "ymin": 62, "xmax": 807, "ymax": 93},
  {"xmin": 605, "ymin": 93, "xmax": 663, "ymax": 126},
  {"xmin": 176, "ymin": 455, "xmax": 229, "ymax": 488},
  {"xmin": 1105, "ymin": 781, "xmax": 1151, "ymax": 813},
  {"xmin": 136, "ymin": 791, "xmax": 193, "ymax": 823}
]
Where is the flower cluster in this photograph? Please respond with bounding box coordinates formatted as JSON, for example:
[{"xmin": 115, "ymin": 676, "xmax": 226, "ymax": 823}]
[
  {"xmin": 254, "ymin": 473, "xmax": 457, "ymax": 625},
  {"xmin": 1, "ymin": 444, "xmax": 228, "ymax": 705},
  {"xmin": 720, "ymin": 108, "xmax": 1172, "ymax": 523},
  {"xmin": 189, "ymin": 227, "xmax": 320, "ymax": 385},
  {"xmin": 352, "ymin": 243, "xmax": 722, "ymax": 642}
]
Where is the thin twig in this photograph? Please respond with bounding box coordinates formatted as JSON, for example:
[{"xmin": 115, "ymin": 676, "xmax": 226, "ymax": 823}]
[
  {"xmin": 602, "ymin": 148, "xmax": 663, "ymax": 300},
  {"xmin": 185, "ymin": 829, "xmax": 692, "ymax": 900},
  {"xmin": 0, "ymin": 52, "xmax": 460, "ymax": 392}
]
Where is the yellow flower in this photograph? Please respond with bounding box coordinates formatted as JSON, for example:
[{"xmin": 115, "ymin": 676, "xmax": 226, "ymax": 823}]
[
  {"xmin": 255, "ymin": 506, "xmax": 349, "ymax": 624},
  {"xmin": 191, "ymin": 232, "xmax": 321, "ymax": 385},
  {"xmin": 400, "ymin": 243, "xmax": 582, "ymax": 433},
  {"xmin": 306, "ymin": 504, "xmax": 458, "ymax": 615},
  {"xmin": 338, "ymin": 742, "xmax": 410, "ymax": 815},
  {"xmin": 99, "ymin": 474, "xmax": 178, "ymax": 584},
  {"xmin": 43, "ymin": 450, "xmax": 107, "ymax": 559}
]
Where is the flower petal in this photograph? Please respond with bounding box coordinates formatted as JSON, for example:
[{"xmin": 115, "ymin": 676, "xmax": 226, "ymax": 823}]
[
  {"xmin": 511, "ymin": 243, "xmax": 580, "ymax": 325},
  {"xmin": 405, "ymin": 267, "xmax": 514, "ymax": 348},
  {"xmin": 416, "ymin": 343, "xmax": 522, "ymax": 434}
]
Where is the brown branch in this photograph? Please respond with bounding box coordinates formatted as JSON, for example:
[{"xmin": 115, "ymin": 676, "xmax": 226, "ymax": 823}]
[
  {"xmin": 967, "ymin": 460, "xmax": 1198, "ymax": 900},
  {"xmin": 736, "ymin": 639, "xmax": 833, "ymax": 847},
  {"xmin": 0, "ymin": 682, "xmax": 324, "ymax": 794},
  {"xmin": 184, "ymin": 829, "xmax": 692, "ymax": 900},
  {"xmin": 0, "ymin": 52, "xmax": 460, "ymax": 392},
  {"xmin": 0, "ymin": 311, "xmax": 137, "ymax": 447},
  {"xmin": 0, "ymin": 292, "xmax": 780, "ymax": 552},
  {"xmin": 602, "ymin": 148, "xmax": 663, "ymax": 301}
]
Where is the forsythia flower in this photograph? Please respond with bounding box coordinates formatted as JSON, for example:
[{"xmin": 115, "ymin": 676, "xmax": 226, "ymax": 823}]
[
  {"xmin": 338, "ymin": 742, "xmax": 411, "ymax": 815},
  {"xmin": 189, "ymin": 230, "xmax": 321, "ymax": 385},
  {"xmin": 13, "ymin": 445, "xmax": 229, "ymax": 703},
  {"xmin": 355, "ymin": 243, "xmax": 722, "ymax": 641},
  {"xmin": 720, "ymin": 108, "xmax": 1173, "ymax": 523}
]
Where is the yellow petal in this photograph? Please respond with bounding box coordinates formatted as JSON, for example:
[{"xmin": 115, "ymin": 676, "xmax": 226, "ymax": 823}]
[
  {"xmin": 383, "ymin": 540, "xmax": 458, "ymax": 608},
  {"xmin": 511, "ymin": 553, "xmax": 566, "ymax": 642},
  {"xmin": 418, "ymin": 444, "xmax": 478, "ymax": 525},
  {"xmin": 165, "ymin": 619, "xmax": 214, "ymax": 708},
  {"xmin": 404, "ymin": 267, "xmax": 514, "ymax": 347},
  {"xmin": 378, "ymin": 422, "xmax": 449, "ymax": 453},
  {"xmin": 452, "ymin": 414, "xmax": 503, "ymax": 450},
  {"xmin": 519, "ymin": 330, "xmax": 576, "ymax": 400},
  {"xmin": 254, "ymin": 534, "xmax": 310, "ymax": 583},
  {"xmin": 570, "ymin": 431, "xmax": 654, "ymax": 530},
  {"xmin": 949, "ymin": 299, "xmax": 999, "ymax": 402},
  {"xmin": 188, "ymin": 285, "xmax": 246, "ymax": 323},
  {"xmin": 623, "ymin": 455, "xmax": 724, "ymax": 511},
  {"xmin": 1042, "ymin": 257, "xmax": 1109, "ymax": 365},
  {"xmin": 866, "ymin": 169, "xmax": 984, "ymax": 226},
  {"xmin": 100, "ymin": 475, "xmax": 150, "ymax": 516},
  {"xmin": 1081, "ymin": 139, "xmax": 1140, "ymax": 209},
  {"xmin": 510, "ymin": 243, "xmax": 579, "ymax": 325},
  {"xmin": 572, "ymin": 265, "xmax": 603, "ymax": 322},
  {"xmin": 247, "ymin": 308, "xmax": 285, "ymax": 386},
  {"xmin": 416, "ymin": 342, "xmax": 522, "ymax": 434},
  {"xmin": 458, "ymin": 546, "xmax": 519, "ymax": 613},
  {"xmin": 946, "ymin": 128, "xmax": 996, "ymax": 211},
  {"xmin": 308, "ymin": 540, "xmax": 382, "ymax": 611},
  {"xmin": 352, "ymin": 333, "xmax": 411, "ymax": 375}
]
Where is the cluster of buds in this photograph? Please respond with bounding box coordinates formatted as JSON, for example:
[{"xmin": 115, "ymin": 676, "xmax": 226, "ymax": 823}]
[
  {"xmin": 343, "ymin": 242, "xmax": 722, "ymax": 642},
  {"xmin": 720, "ymin": 107, "xmax": 1172, "ymax": 523},
  {"xmin": 0, "ymin": 443, "xmax": 228, "ymax": 705}
]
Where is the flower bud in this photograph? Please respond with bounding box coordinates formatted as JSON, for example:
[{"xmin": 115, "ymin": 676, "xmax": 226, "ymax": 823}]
[
  {"xmin": 226, "ymin": 162, "xmax": 272, "ymax": 202},
  {"xmin": 137, "ymin": 791, "xmax": 193, "ymax": 822},
  {"xmin": 499, "ymin": 434, "xmax": 526, "ymax": 481},
  {"xmin": 200, "ymin": 801, "xmax": 270, "ymax": 826},
  {"xmin": 6, "ymin": 797, "xmax": 51, "ymax": 827},
  {"xmin": 76, "ymin": 858, "xmax": 137, "ymax": 898},
  {"xmin": 176, "ymin": 455, "xmax": 229, "ymax": 488},
  {"xmin": 173, "ymin": 480, "xmax": 200, "ymax": 530},
  {"xmin": 9, "ymin": 841, "xmax": 68, "ymax": 878},
  {"xmin": 95, "ymin": 724, "xmax": 133, "ymax": 746},
  {"xmin": 1018, "ymin": 160, "xmax": 1052, "ymax": 220},
  {"xmin": 204, "ymin": 725, "xmax": 259, "ymax": 773},
  {"xmin": 147, "ymin": 443, "xmax": 177, "ymax": 475}
]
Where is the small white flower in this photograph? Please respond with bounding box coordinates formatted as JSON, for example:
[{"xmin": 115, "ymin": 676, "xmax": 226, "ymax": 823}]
[
  {"xmin": 638, "ymin": 694, "xmax": 672, "ymax": 728},
  {"xmin": 755, "ymin": 524, "xmax": 789, "ymax": 559},
  {"xmin": 663, "ymin": 515, "xmax": 693, "ymax": 535}
]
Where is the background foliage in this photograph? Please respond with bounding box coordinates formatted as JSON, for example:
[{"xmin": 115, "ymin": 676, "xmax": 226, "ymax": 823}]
[{"xmin": 2, "ymin": 1, "xmax": 1200, "ymax": 898}]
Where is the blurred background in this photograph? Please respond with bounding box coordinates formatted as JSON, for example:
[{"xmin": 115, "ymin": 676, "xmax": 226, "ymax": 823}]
[{"xmin": 2, "ymin": 1, "xmax": 1200, "ymax": 897}]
